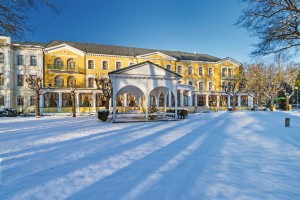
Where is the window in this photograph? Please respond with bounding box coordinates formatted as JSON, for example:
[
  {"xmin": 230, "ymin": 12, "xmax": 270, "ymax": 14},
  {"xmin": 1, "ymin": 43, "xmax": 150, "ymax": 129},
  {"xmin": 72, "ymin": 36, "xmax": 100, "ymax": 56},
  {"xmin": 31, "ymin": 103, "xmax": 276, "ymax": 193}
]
[
  {"xmin": 62, "ymin": 93, "xmax": 72, "ymax": 107},
  {"xmin": 17, "ymin": 55, "xmax": 24, "ymax": 65},
  {"xmin": 166, "ymin": 64, "xmax": 171, "ymax": 70},
  {"xmin": 198, "ymin": 81, "xmax": 203, "ymax": 91},
  {"xmin": 188, "ymin": 67, "xmax": 193, "ymax": 75},
  {"xmin": 96, "ymin": 93, "xmax": 106, "ymax": 107},
  {"xmin": 208, "ymin": 82, "xmax": 214, "ymax": 91},
  {"xmin": 17, "ymin": 75, "xmax": 24, "ymax": 86},
  {"xmin": 208, "ymin": 68, "xmax": 213, "ymax": 76},
  {"xmin": 30, "ymin": 96, "xmax": 36, "ymax": 106},
  {"xmin": 30, "ymin": 75, "xmax": 37, "ymax": 86},
  {"xmin": 88, "ymin": 60, "xmax": 94, "ymax": 69},
  {"xmin": 0, "ymin": 53, "xmax": 4, "ymax": 63},
  {"xmin": 0, "ymin": 73, "xmax": 4, "ymax": 85},
  {"xmin": 67, "ymin": 59, "xmax": 75, "ymax": 68},
  {"xmin": 188, "ymin": 81, "xmax": 193, "ymax": 86},
  {"xmin": 198, "ymin": 67, "xmax": 203, "ymax": 75},
  {"xmin": 228, "ymin": 69, "xmax": 233, "ymax": 78},
  {"xmin": 222, "ymin": 68, "xmax": 227, "ymax": 78},
  {"xmin": 0, "ymin": 95, "xmax": 4, "ymax": 106},
  {"xmin": 177, "ymin": 66, "xmax": 182, "ymax": 74},
  {"xmin": 54, "ymin": 58, "xmax": 63, "ymax": 68},
  {"xmin": 44, "ymin": 93, "xmax": 59, "ymax": 107},
  {"xmin": 116, "ymin": 61, "xmax": 122, "ymax": 70},
  {"xmin": 102, "ymin": 61, "xmax": 108, "ymax": 70},
  {"xmin": 80, "ymin": 93, "xmax": 92, "ymax": 107},
  {"xmin": 17, "ymin": 96, "xmax": 24, "ymax": 106},
  {"xmin": 88, "ymin": 78, "xmax": 94, "ymax": 88},
  {"xmin": 30, "ymin": 56, "xmax": 37, "ymax": 66},
  {"xmin": 54, "ymin": 76, "xmax": 64, "ymax": 87},
  {"xmin": 67, "ymin": 76, "xmax": 75, "ymax": 87}
]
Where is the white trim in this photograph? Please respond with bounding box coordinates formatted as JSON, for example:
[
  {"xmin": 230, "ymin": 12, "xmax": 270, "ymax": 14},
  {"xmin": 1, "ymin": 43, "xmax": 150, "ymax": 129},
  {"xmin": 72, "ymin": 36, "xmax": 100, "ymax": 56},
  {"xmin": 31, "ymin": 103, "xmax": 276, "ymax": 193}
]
[{"xmin": 136, "ymin": 51, "xmax": 177, "ymax": 61}]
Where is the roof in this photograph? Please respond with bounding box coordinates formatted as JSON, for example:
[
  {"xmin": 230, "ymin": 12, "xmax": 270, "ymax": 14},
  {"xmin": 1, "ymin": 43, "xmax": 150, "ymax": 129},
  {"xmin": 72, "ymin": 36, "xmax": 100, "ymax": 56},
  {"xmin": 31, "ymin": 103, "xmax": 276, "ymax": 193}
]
[
  {"xmin": 12, "ymin": 41, "xmax": 47, "ymax": 47},
  {"xmin": 45, "ymin": 40, "xmax": 222, "ymax": 62}
]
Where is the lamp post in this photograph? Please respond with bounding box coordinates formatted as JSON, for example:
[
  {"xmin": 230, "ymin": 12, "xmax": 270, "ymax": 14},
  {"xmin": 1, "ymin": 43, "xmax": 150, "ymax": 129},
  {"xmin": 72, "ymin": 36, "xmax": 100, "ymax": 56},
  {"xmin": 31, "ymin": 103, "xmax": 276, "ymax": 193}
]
[{"xmin": 296, "ymin": 86, "xmax": 299, "ymax": 111}]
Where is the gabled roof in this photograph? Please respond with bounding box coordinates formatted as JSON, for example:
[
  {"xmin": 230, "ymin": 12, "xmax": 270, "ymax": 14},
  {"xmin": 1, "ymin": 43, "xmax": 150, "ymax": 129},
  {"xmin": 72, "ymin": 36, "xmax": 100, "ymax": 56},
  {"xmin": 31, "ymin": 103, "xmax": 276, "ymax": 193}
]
[
  {"xmin": 109, "ymin": 61, "xmax": 183, "ymax": 78},
  {"xmin": 45, "ymin": 40, "xmax": 222, "ymax": 62}
]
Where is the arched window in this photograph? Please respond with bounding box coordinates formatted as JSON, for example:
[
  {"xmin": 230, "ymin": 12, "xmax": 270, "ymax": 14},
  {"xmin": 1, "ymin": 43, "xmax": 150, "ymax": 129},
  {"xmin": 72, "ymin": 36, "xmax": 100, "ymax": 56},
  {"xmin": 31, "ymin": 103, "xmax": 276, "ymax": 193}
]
[
  {"xmin": 188, "ymin": 66, "xmax": 193, "ymax": 75},
  {"xmin": 0, "ymin": 73, "xmax": 4, "ymax": 85},
  {"xmin": 54, "ymin": 76, "xmax": 64, "ymax": 87},
  {"xmin": 88, "ymin": 77, "xmax": 94, "ymax": 88},
  {"xmin": 88, "ymin": 60, "xmax": 94, "ymax": 69},
  {"xmin": 0, "ymin": 53, "xmax": 4, "ymax": 63},
  {"xmin": 198, "ymin": 66, "xmax": 203, "ymax": 75},
  {"xmin": 67, "ymin": 59, "xmax": 75, "ymax": 68},
  {"xmin": 0, "ymin": 95, "xmax": 4, "ymax": 106},
  {"xmin": 54, "ymin": 58, "xmax": 63, "ymax": 68},
  {"xmin": 67, "ymin": 76, "xmax": 75, "ymax": 87},
  {"xmin": 116, "ymin": 61, "xmax": 122, "ymax": 70},
  {"xmin": 177, "ymin": 66, "xmax": 182, "ymax": 74},
  {"xmin": 102, "ymin": 61, "xmax": 108, "ymax": 70}
]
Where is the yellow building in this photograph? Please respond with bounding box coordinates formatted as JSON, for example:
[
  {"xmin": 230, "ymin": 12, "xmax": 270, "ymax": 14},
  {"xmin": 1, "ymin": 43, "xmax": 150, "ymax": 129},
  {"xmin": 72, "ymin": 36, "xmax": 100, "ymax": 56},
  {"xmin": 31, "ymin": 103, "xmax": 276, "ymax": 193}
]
[{"xmin": 41, "ymin": 40, "xmax": 251, "ymax": 114}]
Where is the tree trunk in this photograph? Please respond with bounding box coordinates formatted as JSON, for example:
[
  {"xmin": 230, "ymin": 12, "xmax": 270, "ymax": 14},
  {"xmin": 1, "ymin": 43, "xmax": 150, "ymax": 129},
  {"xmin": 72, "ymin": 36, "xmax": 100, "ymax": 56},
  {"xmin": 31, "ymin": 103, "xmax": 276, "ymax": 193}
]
[
  {"xmin": 270, "ymin": 96, "xmax": 274, "ymax": 111},
  {"xmin": 35, "ymin": 90, "xmax": 40, "ymax": 117},
  {"xmin": 286, "ymin": 97, "xmax": 290, "ymax": 111},
  {"xmin": 105, "ymin": 97, "xmax": 110, "ymax": 110},
  {"xmin": 232, "ymin": 95, "xmax": 236, "ymax": 111},
  {"xmin": 72, "ymin": 94, "xmax": 76, "ymax": 117}
]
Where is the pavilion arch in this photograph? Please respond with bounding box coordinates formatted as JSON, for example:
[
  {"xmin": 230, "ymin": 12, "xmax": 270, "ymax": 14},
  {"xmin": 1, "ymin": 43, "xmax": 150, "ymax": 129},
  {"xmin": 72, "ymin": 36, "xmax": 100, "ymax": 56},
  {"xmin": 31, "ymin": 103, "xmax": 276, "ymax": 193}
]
[{"xmin": 116, "ymin": 85, "xmax": 145, "ymax": 108}]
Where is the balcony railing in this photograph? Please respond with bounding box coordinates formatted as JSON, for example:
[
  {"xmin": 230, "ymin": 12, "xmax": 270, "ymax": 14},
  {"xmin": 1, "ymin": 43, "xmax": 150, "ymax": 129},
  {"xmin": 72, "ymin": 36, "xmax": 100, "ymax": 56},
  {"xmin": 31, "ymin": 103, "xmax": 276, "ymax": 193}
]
[
  {"xmin": 47, "ymin": 64, "xmax": 85, "ymax": 74},
  {"xmin": 221, "ymin": 75, "xmax": 236, "ymax": 80}
]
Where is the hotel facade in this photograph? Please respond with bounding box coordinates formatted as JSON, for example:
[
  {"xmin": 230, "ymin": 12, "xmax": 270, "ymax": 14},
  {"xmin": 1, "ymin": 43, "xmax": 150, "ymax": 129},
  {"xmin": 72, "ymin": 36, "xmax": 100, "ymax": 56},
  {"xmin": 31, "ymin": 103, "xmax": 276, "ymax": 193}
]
[{"xmin": 0, "ymin": 36, "xmax": 253, "ymax": 114}]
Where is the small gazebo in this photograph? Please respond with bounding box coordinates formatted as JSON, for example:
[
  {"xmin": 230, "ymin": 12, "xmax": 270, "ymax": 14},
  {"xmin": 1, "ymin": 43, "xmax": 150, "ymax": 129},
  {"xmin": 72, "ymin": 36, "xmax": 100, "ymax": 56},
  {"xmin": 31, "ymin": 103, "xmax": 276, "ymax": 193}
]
[{"xmin": 108, "ymin": 61, "xmax": 182, "ymax": 121}]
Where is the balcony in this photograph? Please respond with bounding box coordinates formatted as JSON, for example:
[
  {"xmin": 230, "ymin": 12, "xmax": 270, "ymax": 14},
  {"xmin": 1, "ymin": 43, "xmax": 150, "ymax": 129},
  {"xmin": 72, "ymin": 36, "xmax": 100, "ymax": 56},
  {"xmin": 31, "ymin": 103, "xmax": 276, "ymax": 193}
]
[
  {"xmin": 221, "ymin": 75, "xmax": 236, "ymax": 80},
  {"xmin": 47, "ymin": 64, "xmax": 85, "ymax": 74}
]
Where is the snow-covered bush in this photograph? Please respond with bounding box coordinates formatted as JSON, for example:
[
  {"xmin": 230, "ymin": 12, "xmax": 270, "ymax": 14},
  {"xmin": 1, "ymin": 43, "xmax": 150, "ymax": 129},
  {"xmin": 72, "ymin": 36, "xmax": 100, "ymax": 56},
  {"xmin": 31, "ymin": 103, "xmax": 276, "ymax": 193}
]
[{"xmin": 97, "ymin": 110, "xmax": 109, "ymax": 122}]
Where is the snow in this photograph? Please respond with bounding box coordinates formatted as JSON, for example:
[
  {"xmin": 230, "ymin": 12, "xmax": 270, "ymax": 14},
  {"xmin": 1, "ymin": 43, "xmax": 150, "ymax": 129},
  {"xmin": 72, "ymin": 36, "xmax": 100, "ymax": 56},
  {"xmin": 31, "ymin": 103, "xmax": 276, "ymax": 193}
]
[{"xmin": 1, "ymin": 111, "xmax": 300, "ymax": 200}]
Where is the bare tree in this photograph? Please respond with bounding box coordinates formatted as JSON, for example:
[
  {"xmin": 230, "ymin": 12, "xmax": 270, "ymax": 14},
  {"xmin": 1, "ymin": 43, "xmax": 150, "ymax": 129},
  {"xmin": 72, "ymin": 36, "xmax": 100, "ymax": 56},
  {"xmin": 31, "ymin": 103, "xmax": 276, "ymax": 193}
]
[
  {"xmin": 25, "ymin": 76, "xmax": 42, "ymax": 117},
  {"xmin": 0, "ymin": 0, "xmax": 57, "ymax": 39},
  {"xmin": 95, "ymin": 78, "xmax": 112, "ymax": 110},
  {"xmin": 237, "ymin": 0, "xmax": 300, "ymax": 56},
  {"xmin": 221, "ymin": 80, "xmax": 246, "ymax": 111}
]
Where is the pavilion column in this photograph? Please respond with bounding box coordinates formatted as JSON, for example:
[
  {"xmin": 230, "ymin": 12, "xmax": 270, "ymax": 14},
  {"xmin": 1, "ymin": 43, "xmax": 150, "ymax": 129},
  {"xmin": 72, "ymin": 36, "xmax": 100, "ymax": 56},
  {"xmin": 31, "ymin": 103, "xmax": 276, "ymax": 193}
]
[
  {"xmin": 168, "ymin": 91, "xmax": 172, "ymax": 107},
  {"xmin": 205, "ymin": 95, "xmax": 209, "ymax": 107},
  {"xmin": 187, "ymin": 91, "xmax": 192, "ymax": 107},
  {"xmin": 180, "ymin": 90, "xmax": 184, "ymax": 107},
  {"xmin": 76, "ymin": 93, "xmax": 80, "ymax": 113},
  {"xmin": 40, "ymin": 94, "xmax": 44, "ymax": 108},
  {"xmin": 248, "ymin": 96, "xmax": 253, "ymax": 108},
  {"xmin": 164, "ymin": 96, "xmax": 167, "ymax": 117},
  {"xmin": 138, "ymin": 97, "xmax": 142, "ymax": 107},
  {"xmin": 174, "ymin": 90, "xmax": 178, "ymax": 118},
  {"xmin": 112, "ymin": 88, "xmax": 117, "ymax": 121},
  {"xmin": 123, "ymin": 93, "xmax": 127, "ymax": 107},
  {"xmin": 194, "ymin": 94, "xmax": 198, "ymax": 107},
  {"xmin": 155, "ymin": 97, "xmax": 159, "ymax": 107},
  {"xmin": 228, "ymin": 95, "xmax": 231, "ymax": 107},
  {"xmin": 145, "ymin": 94, "xmax": 149, "ymax": 121}
]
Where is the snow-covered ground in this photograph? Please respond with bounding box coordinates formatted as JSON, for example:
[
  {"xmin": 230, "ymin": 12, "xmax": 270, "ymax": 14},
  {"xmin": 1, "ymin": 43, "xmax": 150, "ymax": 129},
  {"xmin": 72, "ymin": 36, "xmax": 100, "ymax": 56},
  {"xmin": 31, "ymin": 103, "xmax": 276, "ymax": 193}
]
[{"xmin": 1, "ymin": 111, "xmax": 300, "ymax": 200}]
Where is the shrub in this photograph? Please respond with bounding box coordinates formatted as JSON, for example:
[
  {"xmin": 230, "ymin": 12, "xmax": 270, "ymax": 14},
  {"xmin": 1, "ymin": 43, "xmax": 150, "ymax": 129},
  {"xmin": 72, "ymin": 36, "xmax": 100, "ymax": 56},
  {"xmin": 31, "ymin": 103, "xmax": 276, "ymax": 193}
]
[{"xmin": 97, "ymin": 110, "xmax": 109, "ymax": 122}]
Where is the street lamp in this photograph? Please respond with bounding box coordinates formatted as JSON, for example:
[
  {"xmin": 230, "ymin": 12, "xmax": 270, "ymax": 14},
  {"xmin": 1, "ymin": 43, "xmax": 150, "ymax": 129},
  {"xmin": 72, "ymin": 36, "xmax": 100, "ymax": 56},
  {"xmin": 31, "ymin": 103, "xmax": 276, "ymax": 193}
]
[{"xmin": 295, "ymin": 86, "xmax": 299, "ymax": 111}]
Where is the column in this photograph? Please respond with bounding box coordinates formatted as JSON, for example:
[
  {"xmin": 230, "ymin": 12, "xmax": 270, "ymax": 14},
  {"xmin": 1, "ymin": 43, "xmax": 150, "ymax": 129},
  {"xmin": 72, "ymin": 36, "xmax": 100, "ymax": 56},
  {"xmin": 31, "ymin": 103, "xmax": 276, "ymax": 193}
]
[
  {"xmin": 194, "ymin": 94, "xmax": 198, "ymax": 107},
  {"xmin": 188, "ymin": 91, "xmax": 192, "ymax": 106},
  {"xmin": 180, "ymin": 90, "xmax": 184, "ymax": 107},
  {"xmin": 155, "ymin": 97, "xmax": 159, "ymax": 107},
  {"xmin": 168, "ymin": 91, "xmax": 172, "ymax": 107},
  {"xmin": 139, "ymin": 97, "xmax": 142, "ymax": 107},
  {"xmin": 58, "ymin": 92, "xmax": 62, "ymax": 108},
  {"xmin": 217, "ymin": 95, "xmax": 220, "ymax": 108},
  {"xmin": 174, "ymin": 89, "xmax": 178, "ymax": 118},
  {"xmin": 40, "ymin": 94, "xmax": 44, "ymax": 108},
  {"xmin": 205, "ymin": 95, "xmax": 209, "ymax": 107},
  {"xmin": 238, "ymin": 95, "xmax": 241, "ymax": 107},
  {"xmin": 248, "ymin": 96, "xmax": 253, "ymax": 108},
  {"xmin": 76, "ymin": 93, "xmax": 80, "ymax": 113},
  {"xmin": 112, "ymin": 87, "xmax": 117, "ymax": 121},
  {"xmin": 145, "ymin": 94, "xmax": 149, "ymax": 121},
  {"xmin": 124, "ymin": 93, "xmax": 127, "ymax": 107},
  {"xmin": 228, "ymin": 95, "xmax": 231, "ymax": 107},
  {"xmin": 93, "ymin": 92, "xmax": 97, "ymax": 112}
]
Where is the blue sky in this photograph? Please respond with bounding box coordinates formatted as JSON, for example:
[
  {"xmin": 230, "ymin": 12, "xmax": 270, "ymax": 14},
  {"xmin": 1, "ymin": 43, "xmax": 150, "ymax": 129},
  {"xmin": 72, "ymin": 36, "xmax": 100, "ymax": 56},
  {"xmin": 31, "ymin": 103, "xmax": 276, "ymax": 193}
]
[{"xmin": 25, "ymin": 0, "xmax": 257, "ymax": 63}]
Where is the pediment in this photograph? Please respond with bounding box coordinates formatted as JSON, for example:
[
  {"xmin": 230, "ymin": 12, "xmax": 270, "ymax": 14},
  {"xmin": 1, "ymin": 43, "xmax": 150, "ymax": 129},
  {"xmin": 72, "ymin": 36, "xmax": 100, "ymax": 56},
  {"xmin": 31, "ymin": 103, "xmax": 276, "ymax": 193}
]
[
  {"xmin": 217, "ymin": 57, "xmax": 242, "ymax": 66},
  {"xmin": 136, "ymin": 51, "xmax": 176, "ymax": 60},
  {"xmin": 44, "ymin": 43, "xmax": 84, "ymax": 56},
  {"xmin": 109, "ymin": 61, "xmax": 182, "ymax": 78}
]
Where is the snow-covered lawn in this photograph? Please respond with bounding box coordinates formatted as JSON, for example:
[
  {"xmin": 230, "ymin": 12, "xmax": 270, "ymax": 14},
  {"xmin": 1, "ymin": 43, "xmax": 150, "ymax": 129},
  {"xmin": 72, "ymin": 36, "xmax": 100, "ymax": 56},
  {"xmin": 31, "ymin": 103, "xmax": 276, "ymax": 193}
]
[{"xmin": 1, "ymin": 111, "xmax": 300, "ymax": 200}]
